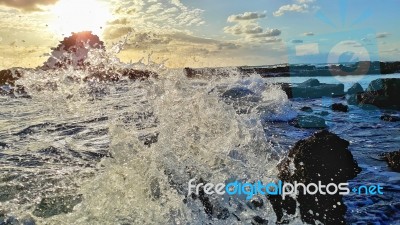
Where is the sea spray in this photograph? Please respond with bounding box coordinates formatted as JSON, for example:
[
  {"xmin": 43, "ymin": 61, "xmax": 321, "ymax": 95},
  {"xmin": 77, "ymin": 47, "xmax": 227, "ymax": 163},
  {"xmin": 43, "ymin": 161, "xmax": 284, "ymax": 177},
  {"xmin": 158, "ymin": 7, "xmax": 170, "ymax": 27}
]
[{"xmin": 8, "ymin": 42, "xmax": 301, "ymax": 224}]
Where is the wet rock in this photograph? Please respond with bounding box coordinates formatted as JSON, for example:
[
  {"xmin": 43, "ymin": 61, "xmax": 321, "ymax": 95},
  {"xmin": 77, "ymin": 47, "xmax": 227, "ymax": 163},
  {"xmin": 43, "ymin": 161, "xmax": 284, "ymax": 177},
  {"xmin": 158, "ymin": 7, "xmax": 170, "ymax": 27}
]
[
  {"xmin": 315, "ymin": 111, "xmax": 329, "ymax": 116},
  {"xmin": 188, "ymin": 178, "xmax": 231, "ymax": 220},
  {"xmin": 382, "ymin": 151, "xmax": 400, "ymax": 172},
  {"xmin": 347, "ymin": 94, "xmax": 358, "ymax": 105},
  {"xmin": 33, "ymin": 195, "xmax": 82, "ymax": 218},
  {"xmin": 331, "ymin": 103, "xmax": 349, "ymax": 112},
  {"xmin": 300, "ymin": 106, "xmax": 313, "ymax": 113},
  {"xmin": 380, "ymin": 114, "xmax": 400, "ymax": 122},
  {"xmin": 357, "ymin": 78, "xmax": 400, "ymax": 109},
  {"xmin": 0, "ymin": 185, "xmax": 25, "ymax": 202},
  {"xmin": 290, "ymin": 115, "xmax": 327, "ymax": 129},
  {"xmin": 247, "ymin": 198, "xmax": 264, "ymax": 209},
  {"xmin": 270, "ymin": 130, "xmax": 361, "ymax": 224},
  {"xmin": 347, "ymin": 83, "xmax": 364, "ymax": 95},
  {"xmin": 252, "ymin": 216, "xmax": 268, "ymax": 224},
  {"xmin": 0, "ymin": 69, "xmax": 22, "ymax": 86},
  {"xmin": 280, "ymin": 79, "xmax": 345, "ymax": 99},
  {"xmin": 0, "ymin": 142, "xmax": 10, "ymax": 149},
  {"xmin": 0, "ymin": 213, "xmax": 35, "ymax": 225},
  {"xmin": 298, "ymin": 78, "xmax": 320, "ymax": 87}
]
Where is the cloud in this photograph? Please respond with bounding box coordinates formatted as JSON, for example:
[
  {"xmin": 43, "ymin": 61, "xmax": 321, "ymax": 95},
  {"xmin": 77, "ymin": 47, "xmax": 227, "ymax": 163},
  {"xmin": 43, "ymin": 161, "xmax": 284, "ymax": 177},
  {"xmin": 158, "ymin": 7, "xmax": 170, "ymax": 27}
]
[
  {"xmin": 108, "ymin": 0, "xmax": 205, "ymax": 31},
  {"xmin": 250, "ymin": 29, "xmax": 281, "ymax": 38},
  {"xmin": 291, "ymin": 39, "xmax": 303, "ymax": 44},
  {"xmin": 0, "ymin": 0, "xmax": 58, "ymax": 11},
  {"xmin": 273, "ymin": 4, "xmax": 309, "ymax": 17},
  {"xmin": 104, "ymin": 26, "xmax": 133, "ymax": 40},
  {"xmin": 296, "ymin": 0, "xmax": 315, "ymax": 3},
  {"xmin": 260, "ymin": 38, "xmax": 282, "ymax": 43},
  {"xmin": 224, "ymin": 23, "xmax": 263, "ymax": 35},
  {"xmin": 376, "ymin": 32, "xmax": 390, "ymax": 38},
  {"xmin": 107, "ymin": 18, "xmax": 130, "ymax": 25},
  {"xmin": 224, "ymin": 11, "xmax": 282, "ymax": 44},
  {"xmin": 227, "ymin": 12, "xmax": 266, "ymax": 22},
  {"xmin": 217, "ymin": 42, "xmax": 240, "ymax": 50}
]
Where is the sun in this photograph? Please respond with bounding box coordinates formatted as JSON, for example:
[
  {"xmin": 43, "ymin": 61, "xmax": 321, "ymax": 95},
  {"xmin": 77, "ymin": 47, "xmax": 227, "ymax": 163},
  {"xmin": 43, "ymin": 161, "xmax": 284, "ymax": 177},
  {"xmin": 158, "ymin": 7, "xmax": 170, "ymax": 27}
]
[{"xmin": 49, "ymin": 0, "xmax": 112, "ymax": 36}]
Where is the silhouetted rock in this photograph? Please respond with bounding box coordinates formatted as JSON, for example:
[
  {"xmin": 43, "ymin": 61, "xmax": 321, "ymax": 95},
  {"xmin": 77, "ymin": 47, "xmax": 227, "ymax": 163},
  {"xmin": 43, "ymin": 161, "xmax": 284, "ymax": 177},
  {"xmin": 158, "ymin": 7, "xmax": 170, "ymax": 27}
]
[
  {"xmin": 382, "ymin": 151, "xmax": 400, "ymax": 172},
  {"xmin": 347, "ymin": 83, "xmax": 364, "ymax": 95},
  {"xmin": 270, "ymin": 130, "xmax": 361, "ymax": 224},
  {"xmin": 290, "ymin": 115, "xmax": 327, "ymax": 129},
  {"xmin": 380, "ymin": 114, "xmax": 400, "ymax": 122},
  {"xmin": 280, "ymin": 79, "xmax": 345, "ymax": 99},
  {"xmin": 43, "ymin": 31, "xmax": 104, "ymax": 69},
  {"xmin": 331, "ymin": 103, "xmax": 349, "ymax": 112},
  {"xmin": 357, "ymin": 79, "xmax": 400, "ymax": 109}
]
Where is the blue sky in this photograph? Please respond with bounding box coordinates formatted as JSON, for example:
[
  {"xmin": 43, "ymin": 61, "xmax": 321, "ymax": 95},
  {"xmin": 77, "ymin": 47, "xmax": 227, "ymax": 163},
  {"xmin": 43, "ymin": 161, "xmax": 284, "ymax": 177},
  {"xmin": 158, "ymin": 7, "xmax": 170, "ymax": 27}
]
[{"xmin": 0, "ymin": 0, "xmax": 398, "ymax": 68}]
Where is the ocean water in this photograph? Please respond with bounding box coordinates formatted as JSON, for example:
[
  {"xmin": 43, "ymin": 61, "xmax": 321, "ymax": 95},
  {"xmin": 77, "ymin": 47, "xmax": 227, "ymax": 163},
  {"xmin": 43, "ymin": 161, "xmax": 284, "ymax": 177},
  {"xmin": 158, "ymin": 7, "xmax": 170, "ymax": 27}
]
[{"xmin": 0, "ymin": 48, "xmax": 399, "ymax": 224}]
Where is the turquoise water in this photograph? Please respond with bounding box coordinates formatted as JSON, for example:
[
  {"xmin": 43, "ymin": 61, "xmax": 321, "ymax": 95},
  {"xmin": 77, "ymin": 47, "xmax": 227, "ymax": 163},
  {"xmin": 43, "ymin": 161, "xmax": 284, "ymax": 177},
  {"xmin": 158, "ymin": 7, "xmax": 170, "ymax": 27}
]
[{"xmin": 266, "ymin": 73, "xmax": 400, "ymax": 90}]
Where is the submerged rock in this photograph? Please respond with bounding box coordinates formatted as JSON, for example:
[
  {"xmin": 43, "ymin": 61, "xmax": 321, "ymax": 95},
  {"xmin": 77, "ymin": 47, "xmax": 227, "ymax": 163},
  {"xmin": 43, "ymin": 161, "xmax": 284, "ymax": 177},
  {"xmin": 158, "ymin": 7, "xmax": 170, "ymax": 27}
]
[
  {"xmin": 347, "ymin": 83, "xmax": 364, "ymax": 95},
  {"xmin": 33, "ymin": 195, "xmax": 82, "ymax": 218},
  {"xmin": 290, "ymin": 115, "xmax": 327, "ymax": 129},
  {"xmin": 382, "ymin": 151, "xmax": 400, "ymax": 172},
  {"xmin": 331, "ymin": 103, "xmax": 349, "ymax": 112},
  {"xmin": 380, "ymin": 114, "xmax": 400, "ymax": 122},
  {"xmin": 270, "ymin": 130, "xmax": 361, "ymax": 224},
  {"xmin": 222, "ymin": 87, "xmax": 255, "ymax": 99},
  {"xmin": 315, "ymin": 111, "xmax": 329, "ymax": 116},
  {"xmin": 357, "ymin": 78, "xmax": 400, "ymax": 109},
  {"xmin": 280, "ymin": 79, "xmax": 345, "ymax": 99},
  {"xmin": 300, "ymin": 106, "xmax": 313, "ymax": 113}
]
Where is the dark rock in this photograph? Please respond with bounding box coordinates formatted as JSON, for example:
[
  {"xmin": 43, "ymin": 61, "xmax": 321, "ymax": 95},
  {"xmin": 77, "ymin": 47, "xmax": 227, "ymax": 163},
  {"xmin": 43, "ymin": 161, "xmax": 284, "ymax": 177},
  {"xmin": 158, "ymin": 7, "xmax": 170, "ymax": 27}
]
[
  {"xmin": 382, "ymin": 151, "xmax": 400, "ymax": 172},
  {"xmin": 290, "ymin": 115, "xmax": 327, "ymax": 129},
  {"xmin": 247, "ymin": 198, "xmax": 264, "ymax": 209},
  {"xmin": 331, "ymin": 103, "xmax": 349, "ymax": 112},
  {"xmin": 33, "ymin": 195, "xmax": 82, "ymax": 218},
  {"xmin": 270, "ymin": 130, "xmax": 361, "ymax": 224},
  {"xmin": 347, "ymin": 83, "xmax": 364, "ymax": 95},
  {"xmin": 252, "ymin": 216, "xmax": 268, "ymax": 224},
  {"xmin": 300, "ymin": 106, "xmax": 313, "ymax": 113},
  {"xmin": 347, "ymin": 94, "xmax": 358, "ymax": 105},
  {"xmin": 380, "ymin": 114, "xmax": 400, "ymax": 122},
  {"xmin": 0, "ymin": 142, "xmax": 10, "ymax": 149},
  {"xmin": 0, "ymin": 69, "xmax": 23, "ymax": 86},
  {"xmin": 298, "ymin": 78, "xmax": 320, "ymax": 87},
  {"xmin": 280, "ymin": 80, "xmax": 345, "ymax": 99},
  {"xmin": 189, "ymin": 178, "xmax": 230, "ymax": 220},
  {"xmin": 357, "ymin": 78, "xmax": 400, "ymax": 109},
  {"xmin": 222, "ymin": 87, "xmax": 255, "ymax": 99},
  {"xmin": 315, "ymin": 111, "xmax": 329, "ymax": 116},
  {"xmin": 43, "ymin": 31, "xmax": 105, "ymax": 69}
]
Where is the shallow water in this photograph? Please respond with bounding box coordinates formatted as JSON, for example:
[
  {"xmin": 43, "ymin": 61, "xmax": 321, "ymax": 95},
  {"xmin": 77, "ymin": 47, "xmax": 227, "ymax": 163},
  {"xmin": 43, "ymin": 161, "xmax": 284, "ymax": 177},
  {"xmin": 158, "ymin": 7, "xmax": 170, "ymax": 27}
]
[{"xmin": 0, "ymin": 56, "xmax": 400, "ymax": 224}]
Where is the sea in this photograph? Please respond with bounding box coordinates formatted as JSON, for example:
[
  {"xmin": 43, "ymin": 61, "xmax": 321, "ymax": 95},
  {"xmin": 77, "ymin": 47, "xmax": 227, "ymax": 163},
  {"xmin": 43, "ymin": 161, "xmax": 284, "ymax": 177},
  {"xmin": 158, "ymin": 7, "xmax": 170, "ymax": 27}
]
[{"xmin": 0, "ymin": 47, "xmax": 399, "ymax": 224}]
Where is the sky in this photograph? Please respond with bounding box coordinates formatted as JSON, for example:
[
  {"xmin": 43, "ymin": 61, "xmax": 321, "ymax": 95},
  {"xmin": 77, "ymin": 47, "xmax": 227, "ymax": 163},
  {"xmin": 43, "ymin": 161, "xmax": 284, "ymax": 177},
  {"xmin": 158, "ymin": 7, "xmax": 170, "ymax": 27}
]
[{"xmin": 0, "ymin": 0, "xmax": 398, "ymax": 69}]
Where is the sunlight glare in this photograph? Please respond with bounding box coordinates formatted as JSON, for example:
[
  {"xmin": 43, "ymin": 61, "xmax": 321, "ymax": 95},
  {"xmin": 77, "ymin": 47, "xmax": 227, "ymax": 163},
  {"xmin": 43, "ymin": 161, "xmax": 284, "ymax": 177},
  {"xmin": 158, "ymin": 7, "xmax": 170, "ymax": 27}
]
[{"xmin": 49, "ymin": 0, "xmax": 112, "ymax": 36}]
